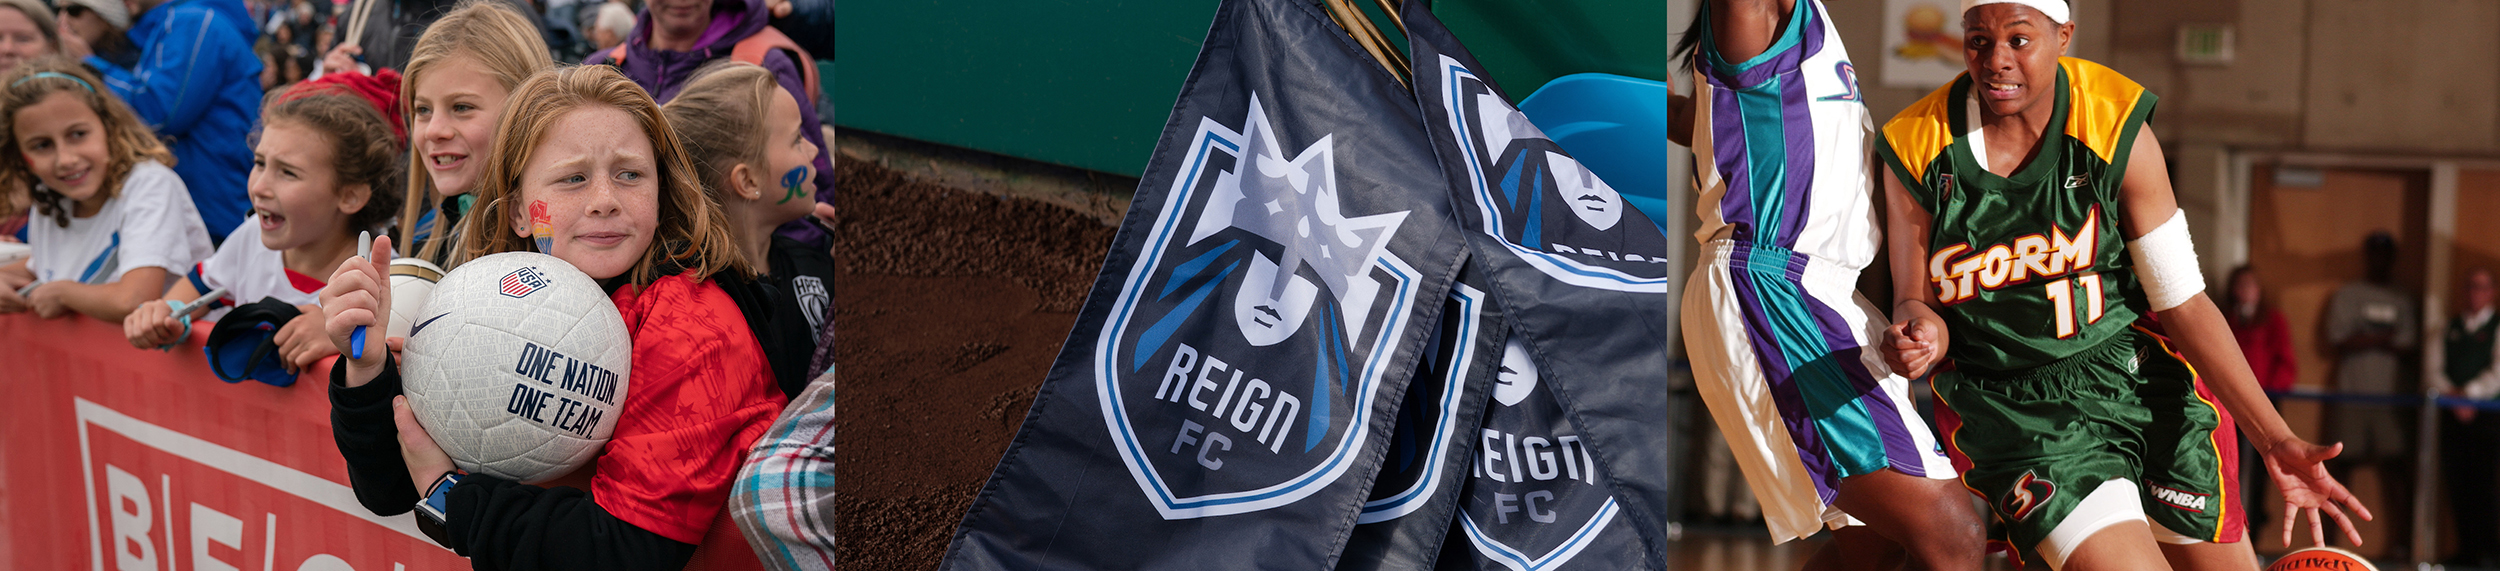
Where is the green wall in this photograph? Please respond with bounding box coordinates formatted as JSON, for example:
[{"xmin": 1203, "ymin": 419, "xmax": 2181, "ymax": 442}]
[{"xmin": 833, "ymin": 1, "xmax": 1665, "ymax": 177}]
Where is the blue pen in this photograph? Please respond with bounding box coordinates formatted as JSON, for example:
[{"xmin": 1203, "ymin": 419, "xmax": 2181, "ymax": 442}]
[{"xmin": 351, "ymin": 231, "xmax": 373, "ymax": 359}]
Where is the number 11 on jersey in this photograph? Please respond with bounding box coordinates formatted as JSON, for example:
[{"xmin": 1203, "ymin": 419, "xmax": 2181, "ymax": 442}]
[{"xmin": 2044, "ymin": 274, "xmax": 2105, "ymax": 338}]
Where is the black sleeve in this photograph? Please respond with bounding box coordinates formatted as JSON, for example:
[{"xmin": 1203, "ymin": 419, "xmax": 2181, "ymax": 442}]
[
  {"xmin": 723, "ymin": 261, "xmax": 817, "ymax": 399},
  {"xmin": 328, "ymin": 356, "xmax": 418, "ymax": 516},
  {"xmin": 773, "ymin": 234, "xmax": 840, "ymax": 385},
  {"xmin": 443, "ymin": 475, "xmax": 697, "ymax": 571}
]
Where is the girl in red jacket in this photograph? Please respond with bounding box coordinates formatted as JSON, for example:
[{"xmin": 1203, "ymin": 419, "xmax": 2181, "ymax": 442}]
[{"xmin": 318, "ymin": 65, "xmax": 786, "ymax": 570}]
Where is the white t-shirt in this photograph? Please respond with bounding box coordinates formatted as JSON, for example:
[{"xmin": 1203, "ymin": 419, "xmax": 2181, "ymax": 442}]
[
  {"xmin": 26, "ymin": 161, "xmax": 213, "ymax": 288},
  {"xmin": 186, "ymin": 214, "xmax": 326, "ymax": 321}
]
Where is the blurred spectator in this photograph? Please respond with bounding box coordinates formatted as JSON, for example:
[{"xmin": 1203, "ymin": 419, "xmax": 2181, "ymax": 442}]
[
  {"xmin": 589, "ymin": 0, "xmax": 630, "ymax": 51},
  {"xmin": 0, "ymin": 0, "xmax": 57, "ymax": 71},
  {"xmin": 2224, "ymin": 264, "xmax": 2295, "ymax": 529},
  {"xmin": 320, "ymin": 0, "xmax": 545, "ymax": 76},
  {"xmin": 585, "ymin": 0, "xmax": 828, "ymax": 246},
  {"xmin": 63, "ymin": 0, "xmax": 262, "ymax": 242},
  {"xmin": 2229, "ymin": 264, "xmax": 2300, "ymax": 394},
  {"xmin": 56, "ymin": 0, "xmax": 137, "ymax": 70},
  {"xmin": 2322, "ymin": 230, "xmax": 2418, "ymax": 555},
  {"xmin": 2436, "ymin": 268, "xmax": 2500, "ymax": 567},
  {"xmin": 541, "ymin": 0, "xmax": 586, "ymax": 61},
  {"xmin": 285, "ymin": 0, "xmax": 328, "ymax": 81}
]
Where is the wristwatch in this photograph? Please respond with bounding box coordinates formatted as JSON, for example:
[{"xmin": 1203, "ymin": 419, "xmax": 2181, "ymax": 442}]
[{"xmin": 413, "ymin": 471, "xmax": 464, "ymax": 527}]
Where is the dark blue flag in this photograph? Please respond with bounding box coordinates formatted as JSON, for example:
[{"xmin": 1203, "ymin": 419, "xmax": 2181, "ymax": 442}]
[
  {"xmin": 1438, "ymin": 335, "xmax": 1650, "ymax": 570},
  {"xmin": 1403, "ymin": 1, "xmax": 1681, "ymax": 566},
  {"xmin": 1337, "ymin": 270, "xmax": 1504, "ymax": 571},
  {"xmin": 939, "ymin": 0, "xmax": 1469, "ymax": 567}
]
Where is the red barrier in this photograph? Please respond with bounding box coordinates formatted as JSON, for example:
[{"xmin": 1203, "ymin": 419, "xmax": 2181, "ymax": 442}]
[
  {"xmin": 0, "ymin": 313, "xmax": 469, "ymax": 569},
  {"xmin": 1, "ymin": 312, "xmax": 771, "ymax": 570}
]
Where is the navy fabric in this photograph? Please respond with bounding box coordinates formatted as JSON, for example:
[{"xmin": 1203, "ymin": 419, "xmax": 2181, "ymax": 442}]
[
  {"xmin": 1336, "ymin": 268, "xmax": 1504, "ymax": 571},
  {"xmin": 1405, "ymin": 2, "xmax": 1678, "ymax": 566},
  {"xmin": 939, "ymin": 0, "xmax": 1468, "ymax": 568},
  {"xmin": 205, "ymin": 298, "xmax": 301, "ymax": 387}
]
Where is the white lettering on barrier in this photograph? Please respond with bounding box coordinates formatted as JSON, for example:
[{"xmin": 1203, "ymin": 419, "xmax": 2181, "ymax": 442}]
[
  {"xmin": 105, "ymin": 464, "xmax": 153, "ymax": 571},
  {"xmin": 77, "ymin": 397, "xmax": 435, "ymax": 571},
  {"xmin": 193, "ymin": 502, "xmax": 243, "ymax": 571}
]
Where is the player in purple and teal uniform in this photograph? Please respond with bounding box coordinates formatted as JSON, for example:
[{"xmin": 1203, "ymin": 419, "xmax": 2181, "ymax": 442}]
[{"xmin": 1673, "ymin": 0, "xmax": 1984, "ymax": 568}]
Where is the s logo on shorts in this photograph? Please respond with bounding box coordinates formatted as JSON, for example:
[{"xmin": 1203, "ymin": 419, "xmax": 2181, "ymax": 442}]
[{"xmin": 2003, "ymin": 471, "xmax": 2058, "ymax": 521}]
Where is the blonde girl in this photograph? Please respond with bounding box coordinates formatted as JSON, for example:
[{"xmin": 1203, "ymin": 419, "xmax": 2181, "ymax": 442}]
[
  {"xmin": 661, "ymin": 60, "xmax": 829, "ymax": 396},
  {"xmin": 392, "ymin": 0, "xmax": 554, "ymax": 265}
]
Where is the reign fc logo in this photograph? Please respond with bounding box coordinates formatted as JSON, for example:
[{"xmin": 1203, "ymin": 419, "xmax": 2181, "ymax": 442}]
[
  {"xmin": 1097, "ymin": 93, "xmax": 1421, "ymax": 519},
  {"xmin": 1436, "ymin": 54, "xmax": 1675, "ymax": 293},
  {"xmin": 1459, "ymin": 340, "xmax": 1625, "ymax": 569}
]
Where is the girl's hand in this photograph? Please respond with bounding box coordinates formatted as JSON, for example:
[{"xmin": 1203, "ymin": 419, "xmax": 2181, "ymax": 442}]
[
  {"xmin": 29, "ymin": 282, "xmax": 68, "ymax": 318},
  {"xmin": 123, "ymin": 300, "xmax": 187, "ymax": 348},
  {"xmin": 2262, "ymin": 437, "xmax": 2373, "ymax": 547},
  {"xmin": 321, "ymin": 236, "xmax": 393, "ymax": 386},
  {"xmin": 275, "ymin": 310, "xmax": 338, "ymax": 373},
  {"xmin": 393, "ymin": 395, "xmax": 459, "ymax": 493},
  {"xmin": 0, "ymin": 283, "xmax": 29, "ymax": 314},
  {"xmin": 321, "ymin": 43, "xmax": 361, "ymax": 76},
  {"xmin": 1883, "ymin": 311, "xmax": 1947, "ymax": 378}
]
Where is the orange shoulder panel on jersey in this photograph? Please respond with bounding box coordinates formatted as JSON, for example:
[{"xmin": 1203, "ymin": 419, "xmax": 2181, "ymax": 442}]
[
  {"xmin": 1878, "ymin": 78, "xmax": 1961, "ymax": 185},
  {"xmin": 2058, "ymin": 57, "xmax": 2152, "ymax": 164}
]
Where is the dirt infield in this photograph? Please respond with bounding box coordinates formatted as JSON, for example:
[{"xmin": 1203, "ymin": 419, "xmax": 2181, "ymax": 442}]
[{"xmin": 833, "ymin": 155, "xmax": 1117, "ymax": 569}]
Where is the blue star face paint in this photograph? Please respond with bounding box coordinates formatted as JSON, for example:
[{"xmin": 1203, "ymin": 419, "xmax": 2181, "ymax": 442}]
[{"xmin": 777, "ymin": 165, "xmax": 812, "ymax": 204}]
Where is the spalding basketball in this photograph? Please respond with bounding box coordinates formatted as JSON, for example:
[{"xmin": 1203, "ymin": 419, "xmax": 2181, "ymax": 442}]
[
  {"xmin": 385, "ymin": 258, "xmax": 443, "ymax": 340},
  {"xmin": 401, "ymin": 252, "xmax": 632, "ymax": 484},
  {"xmin": 2266, "ymin": 547, "xmax": 2378, "ymax": 571}
]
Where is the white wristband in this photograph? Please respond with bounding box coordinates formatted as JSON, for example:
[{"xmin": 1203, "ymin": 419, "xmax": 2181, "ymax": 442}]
[{"xmin": 2128, "ymin": 209, "xmax": 2204, "ymax": 311}]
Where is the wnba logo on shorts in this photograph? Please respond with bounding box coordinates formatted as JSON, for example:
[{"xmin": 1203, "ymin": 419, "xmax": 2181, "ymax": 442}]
[
  {"xmin": 2003, "ymin": 471, "xmax": 2057, "ymax": 521},
  {"xmin": 2149, "ymin": 482, "xmax": 2209, "ymax": 512},
  {"xmin": 499, "ymin": 267, "xmax": 548, "ymax": 298}
]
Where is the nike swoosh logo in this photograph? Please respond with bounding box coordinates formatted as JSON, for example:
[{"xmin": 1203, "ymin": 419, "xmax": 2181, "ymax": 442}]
[{"xmin": 409, "ymin": 313, "xmax": 451, "ymax": 338}]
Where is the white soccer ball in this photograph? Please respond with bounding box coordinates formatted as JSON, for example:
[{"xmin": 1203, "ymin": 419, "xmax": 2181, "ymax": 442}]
[
  {"xmin": 401, "ymin": 252, "xmax": 633, "ymax": 483},
  {"xmin": 386, "ymin": 258, "xmax": 444, "ymax": 340}
]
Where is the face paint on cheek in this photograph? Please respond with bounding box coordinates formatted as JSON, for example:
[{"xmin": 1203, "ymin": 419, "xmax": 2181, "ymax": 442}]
[
  {"xmin": 529, "ymin": 200, "xmax": 554, "ymax": 253},
  {"xmin": 776, "ymin": 165, "xmax": 811, "ymax": 204}
]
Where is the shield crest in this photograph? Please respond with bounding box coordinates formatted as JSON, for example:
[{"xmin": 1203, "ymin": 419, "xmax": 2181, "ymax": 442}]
[{"xmin": 1095, "ymin": 92, "xmax": 1426, "ymax": 519}]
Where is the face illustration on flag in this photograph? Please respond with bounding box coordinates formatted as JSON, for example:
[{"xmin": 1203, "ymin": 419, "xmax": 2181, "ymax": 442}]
[
  {"xmin": 1094, "ymin": 93, "xmax": 1427, "ymax": 519},
  {"xmin": 1433, "ymin": 56, "xmax": 1676, "ymax": 294}
]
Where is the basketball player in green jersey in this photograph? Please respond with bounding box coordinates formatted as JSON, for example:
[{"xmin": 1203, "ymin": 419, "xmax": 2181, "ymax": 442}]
[{"xmin": 1875, "ymin": 1, "xmax": 2372, "ymax": 570}]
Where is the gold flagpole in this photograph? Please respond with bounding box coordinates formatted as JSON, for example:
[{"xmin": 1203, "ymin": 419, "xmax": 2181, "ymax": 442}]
[{"xmin": 1321, "ymin": 0, "xmax": 1410, "ymax": 86}]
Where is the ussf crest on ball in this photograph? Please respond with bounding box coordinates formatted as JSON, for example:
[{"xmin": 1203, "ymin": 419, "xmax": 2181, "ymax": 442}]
[{"xmin": 402, "ymin": 252, "xmax": 633, "ymax": 484}]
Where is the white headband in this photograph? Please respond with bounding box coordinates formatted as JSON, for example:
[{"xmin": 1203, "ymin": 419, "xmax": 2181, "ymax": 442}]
[{"xmin": 1962, "ymin": 0, "xmax": 2069, "ymax": 24}]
